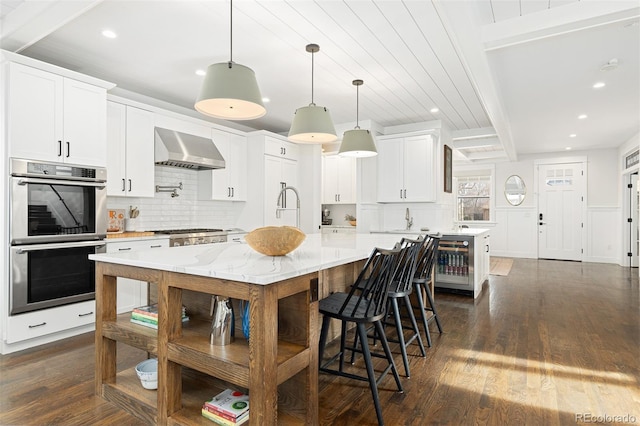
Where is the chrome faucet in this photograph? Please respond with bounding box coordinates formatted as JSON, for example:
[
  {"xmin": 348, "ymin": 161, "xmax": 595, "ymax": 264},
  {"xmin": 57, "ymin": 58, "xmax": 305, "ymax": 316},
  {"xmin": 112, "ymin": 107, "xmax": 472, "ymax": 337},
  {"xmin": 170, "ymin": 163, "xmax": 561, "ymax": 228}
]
[
  {"xmin": 405, "ymin": 207, "xmax": 413, "ymax": 230},
  {"xmin": 276, "ymin": 185, "xmax": 301, "ymax": 229}
]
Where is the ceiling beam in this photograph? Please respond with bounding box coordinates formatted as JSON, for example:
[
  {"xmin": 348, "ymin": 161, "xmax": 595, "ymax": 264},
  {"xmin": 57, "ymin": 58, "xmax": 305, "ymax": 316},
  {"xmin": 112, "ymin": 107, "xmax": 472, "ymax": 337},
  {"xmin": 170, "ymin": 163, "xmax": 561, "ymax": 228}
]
[
  {"xmin": 465, "ymin": 151, "xmax": 508, "ymax": 161},
  {"xmin": 451, "ymin": 126, "xmax": 497, "ymax": 140},
  {"xmin": 482, "ymin": 1, "xmax": 640, "ymax": 51},
  {"xmin": 453, "ymin": 137, "xmax": 500, "ymax": 150},
  {"xmin": 1, "ymin": 0, "xmax": 103, "ymax": 52}
]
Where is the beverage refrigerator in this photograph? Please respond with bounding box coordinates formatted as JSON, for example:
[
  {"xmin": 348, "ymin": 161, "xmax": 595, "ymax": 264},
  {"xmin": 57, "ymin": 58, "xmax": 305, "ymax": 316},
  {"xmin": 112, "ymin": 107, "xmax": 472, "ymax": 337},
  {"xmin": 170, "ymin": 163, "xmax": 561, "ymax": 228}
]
[{"xmin": 435, "ymin": 235, "xmax": 475, "ymax": 295}]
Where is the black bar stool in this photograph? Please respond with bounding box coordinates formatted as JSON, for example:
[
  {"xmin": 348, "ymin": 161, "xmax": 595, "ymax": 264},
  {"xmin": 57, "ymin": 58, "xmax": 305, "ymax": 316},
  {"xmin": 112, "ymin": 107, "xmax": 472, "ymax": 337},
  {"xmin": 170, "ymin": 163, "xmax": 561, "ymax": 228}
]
[
  {"xmin": 318, "ymin": 245, "xmax": 404, "ymax": 426},
  {"xmin": 410, "ymin": 235, "xmax": 443, "ymax": 347},
  {"xmin": 351, "ymin": 237, "xmax": 426, "ymax": 378}
]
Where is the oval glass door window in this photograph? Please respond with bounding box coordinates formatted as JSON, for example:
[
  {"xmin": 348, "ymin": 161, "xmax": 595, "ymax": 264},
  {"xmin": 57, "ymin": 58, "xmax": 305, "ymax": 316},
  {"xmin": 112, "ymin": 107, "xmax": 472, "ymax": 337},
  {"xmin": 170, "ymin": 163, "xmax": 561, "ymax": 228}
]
[{"xmin": 505, "ymin": 175, "xmax": 526, "ymax": 206}]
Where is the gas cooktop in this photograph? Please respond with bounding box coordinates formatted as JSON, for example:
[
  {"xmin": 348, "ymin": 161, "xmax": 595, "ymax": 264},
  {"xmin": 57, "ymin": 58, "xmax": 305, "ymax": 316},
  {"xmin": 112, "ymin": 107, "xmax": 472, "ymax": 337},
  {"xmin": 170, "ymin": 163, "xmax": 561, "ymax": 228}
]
[{"xmin": 152, "ymin": 228, "xmax": 224, "ymax": 235}]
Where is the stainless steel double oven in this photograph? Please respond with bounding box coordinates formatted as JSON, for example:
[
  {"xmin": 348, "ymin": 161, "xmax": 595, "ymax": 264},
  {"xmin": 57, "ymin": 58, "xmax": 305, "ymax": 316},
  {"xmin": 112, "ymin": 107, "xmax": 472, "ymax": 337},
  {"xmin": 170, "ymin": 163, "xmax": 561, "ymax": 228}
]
[{"xmin": 9, "ymin": 158, "xmax": 107, "ymax": 315}]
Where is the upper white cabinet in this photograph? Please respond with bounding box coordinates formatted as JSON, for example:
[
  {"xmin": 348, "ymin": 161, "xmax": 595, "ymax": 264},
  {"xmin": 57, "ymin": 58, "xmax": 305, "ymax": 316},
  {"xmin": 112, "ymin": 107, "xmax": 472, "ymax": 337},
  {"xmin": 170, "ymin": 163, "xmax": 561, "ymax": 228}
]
[
  {"xmin": 198, "ymin": 129, "xmax": 247, "ymax": 201},
  {"xmin": 322, "ymin": 155, "xmax": 356, "ymax": 204},
  {"xmin": 106, "ymin": 102, "xmax": 155, "ymax": 197},
  {"xmin": 7, "ymin": 62, "xmax": 108, "ymax": 166},
  {"xmin": 264, "ymin": 136, "xmax": 299, "ymax": 161},
  {"xmin": 377, "ymin": 134, "xmax": 436, "ymax": 202}
]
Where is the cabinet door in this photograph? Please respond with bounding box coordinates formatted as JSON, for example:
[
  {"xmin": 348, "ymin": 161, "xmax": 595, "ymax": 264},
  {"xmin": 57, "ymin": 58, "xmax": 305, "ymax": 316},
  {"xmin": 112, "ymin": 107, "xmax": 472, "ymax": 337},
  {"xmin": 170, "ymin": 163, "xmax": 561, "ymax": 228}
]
[
  {"xmin": 125, "ymin": 107, "xmax": 155, "ymax": 197},
  {"xmin": 322, "ymin": 156, "xmax": 339, "ymax": 204},
  {"xmin": 376, "ymin": 137, "xmax": 404, "ymax": 202},
  {"xmin": 106, "ymin": 102, "xmax": 127, "ymax": 195},
  {"xmin": 227, "ymin": 133, "xmax": 247, "ymax": 201},
  {"xmin": 62, "ymin": 78, "xmax": 107, "ymax": 166},
  {"xmin": 336, "ymin": 156, "xmax": 356, "ymax": 203},
  {"xmin": 8, "ymin": 62, "xmax": 63, "ymax": 162},
  {"xmin": 403, "ymin": 135, "xmax": 435, "ymax": 202},
  {"xmin": 264, "ymin": 137, "xmax": 299, "ymax": 160},
  {"xmin": 198, "ymin": 131, "xmax": 247, "ymax": 201},
  {"xmin": 209, "ymin": 130, "xmax": 232, "ymax": 200}
]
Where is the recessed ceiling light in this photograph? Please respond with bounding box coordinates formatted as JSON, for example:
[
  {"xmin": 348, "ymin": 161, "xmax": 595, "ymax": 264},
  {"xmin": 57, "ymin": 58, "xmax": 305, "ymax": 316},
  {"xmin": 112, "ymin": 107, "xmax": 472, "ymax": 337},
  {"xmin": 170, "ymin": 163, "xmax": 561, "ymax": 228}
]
[
  {"xmin": 195, "ymin": 69, "xmax": 206, "ymax": 76},
  {"xmin": 578, "ymin": 114, "xmax": 588, "ymax": 120},
  {"xmin": 262, "ymin": 97, "xmax": 270, "ymax": 103},
  {"xmin": 102, "ymin": 29, "xmax": 117, "ymax": 39},
  {"xmin": 592, "ymin": 82, "xmax": 606, "ymax": 89},
  {"xmin": 565, "ymin": 147, "xmax": 572, "ymax": 150},
  {"xmin": 569, "ymin": 134, "xmax": 577, "ymax": 138},
  {"xmin": 430, "ymin": 107, "xmax": 439, "ymax": 113}
]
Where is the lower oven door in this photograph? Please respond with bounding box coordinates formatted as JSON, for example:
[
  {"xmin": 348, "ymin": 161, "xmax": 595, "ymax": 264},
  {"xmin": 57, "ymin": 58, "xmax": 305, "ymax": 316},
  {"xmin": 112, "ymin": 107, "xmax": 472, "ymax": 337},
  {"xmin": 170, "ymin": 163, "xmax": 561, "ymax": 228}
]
[{"xmin": 10, "ymin": 240, "xmax": 106, "ymax": 315}]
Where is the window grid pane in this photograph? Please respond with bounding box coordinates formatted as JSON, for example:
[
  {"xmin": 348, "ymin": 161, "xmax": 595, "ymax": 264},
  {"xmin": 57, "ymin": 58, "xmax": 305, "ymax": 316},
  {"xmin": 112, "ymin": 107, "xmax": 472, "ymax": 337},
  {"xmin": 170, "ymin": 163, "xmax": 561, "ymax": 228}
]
[{"xmin": 456, "ymin": 176, "xmax": 491, "ymax": 221}]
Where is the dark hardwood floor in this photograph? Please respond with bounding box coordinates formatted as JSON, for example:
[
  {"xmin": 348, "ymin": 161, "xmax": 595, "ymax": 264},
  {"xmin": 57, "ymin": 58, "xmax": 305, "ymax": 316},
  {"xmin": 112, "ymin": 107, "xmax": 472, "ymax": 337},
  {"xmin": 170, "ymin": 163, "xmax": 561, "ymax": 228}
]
[{"xmin": 1, "ymin": 259, "xmax": 638, "ymax": 425}]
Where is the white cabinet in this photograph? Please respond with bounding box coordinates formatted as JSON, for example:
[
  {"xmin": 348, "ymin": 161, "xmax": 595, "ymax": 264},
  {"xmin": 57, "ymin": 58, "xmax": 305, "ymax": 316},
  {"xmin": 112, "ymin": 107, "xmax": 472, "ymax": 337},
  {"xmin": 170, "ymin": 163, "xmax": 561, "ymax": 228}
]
[
  {"xmin": 264, "ymin": 136, "xmax": 299, "ymax": 160},
  {"xmin": 264, "ymin": 155, "xmax": 298, "ymax": 226},
  {"xmin": 377, "ymin": 134, "xmax": 436, "ymax": 202},
  {"xmin": 322, "ymin": 155, "xmax": 356, "ymax": 204},
  {"xmin": 198, "ymin": 129, "xmax": 247, "ymax": 201},
  {"xmin": 106, "ymin": 102, "xmax": 155, "ymax": 197},
  {"xmin": 5, "ymin": 300, "xmax": 95, "ymax": 344},
  {"xmin": 321, "ymin": 226, "xmax": 356, "ymax": 234},
  {"xmin": 7, "ymin": 62, "xmax": 107, "ymax": 166},
  {"xmin": 106, "ymin": 238, "xmax": 169, "ymax": 313}
]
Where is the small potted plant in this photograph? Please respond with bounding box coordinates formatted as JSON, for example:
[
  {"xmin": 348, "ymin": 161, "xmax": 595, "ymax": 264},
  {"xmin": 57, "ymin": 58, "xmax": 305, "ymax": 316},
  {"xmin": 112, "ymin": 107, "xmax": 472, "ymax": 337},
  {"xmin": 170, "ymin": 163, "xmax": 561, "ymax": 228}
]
[{"xmin": 345, "ymin": 214, "xmax": 357, "ymax": 226}]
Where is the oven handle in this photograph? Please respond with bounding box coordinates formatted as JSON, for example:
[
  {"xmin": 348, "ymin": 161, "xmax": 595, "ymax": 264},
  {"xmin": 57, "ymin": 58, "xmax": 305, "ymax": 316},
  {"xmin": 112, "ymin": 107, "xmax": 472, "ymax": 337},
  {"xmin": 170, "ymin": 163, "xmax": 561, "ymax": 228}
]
[
  {"xmin": 16, "ymin": 177, "xmax": 106, "ymax": 189},
  {"xmin": 15, "ymin": 240, "xmax": 106, "ymax": 253}
]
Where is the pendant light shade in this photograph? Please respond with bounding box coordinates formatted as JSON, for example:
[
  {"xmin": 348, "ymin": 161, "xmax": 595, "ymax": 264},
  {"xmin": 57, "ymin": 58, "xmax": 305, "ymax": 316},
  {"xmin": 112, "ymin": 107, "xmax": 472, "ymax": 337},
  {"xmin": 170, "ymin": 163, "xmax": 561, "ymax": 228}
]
[
  {"xmin": 338, "ymin": 79, "xmax": 377, "ymax": 157},
  {"xmin": 195, "ymin": 0, "xmax": 266, "ymax": 121},
  {"xmin": 288, "ymin": 44, "xmax": 337, "ymax": 143},
  {"xmin": 339, "ymin": 128, "xmax": 378, "ymax": 158},
  {"xmin": 195, "ymin": 62, "xmax": 265, "ymax": 120}
]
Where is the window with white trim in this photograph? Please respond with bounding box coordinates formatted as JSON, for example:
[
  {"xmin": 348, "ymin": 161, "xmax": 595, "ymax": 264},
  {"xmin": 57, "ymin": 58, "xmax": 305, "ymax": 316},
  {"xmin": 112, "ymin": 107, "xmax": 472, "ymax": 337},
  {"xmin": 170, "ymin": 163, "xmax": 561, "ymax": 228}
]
[{"xmin": 456, "ymin": 175, "xmax": 491, "ymax": 221}]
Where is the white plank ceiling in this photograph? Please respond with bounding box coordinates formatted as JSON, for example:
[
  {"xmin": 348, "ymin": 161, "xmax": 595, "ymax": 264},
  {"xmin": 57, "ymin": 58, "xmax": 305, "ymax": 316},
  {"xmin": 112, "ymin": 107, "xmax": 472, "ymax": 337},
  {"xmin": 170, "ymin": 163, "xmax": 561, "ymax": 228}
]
[{"xmin": 1, "ymin": 0, "xmax": 638, "ymax": 162}]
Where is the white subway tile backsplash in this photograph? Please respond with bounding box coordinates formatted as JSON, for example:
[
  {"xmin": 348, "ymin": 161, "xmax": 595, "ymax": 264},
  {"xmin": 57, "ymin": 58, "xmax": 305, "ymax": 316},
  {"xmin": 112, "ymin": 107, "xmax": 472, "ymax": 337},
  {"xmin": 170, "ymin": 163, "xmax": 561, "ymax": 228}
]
[{"xmin": 107, "ymin": 166, "xmax": 244, "ymax": 231}]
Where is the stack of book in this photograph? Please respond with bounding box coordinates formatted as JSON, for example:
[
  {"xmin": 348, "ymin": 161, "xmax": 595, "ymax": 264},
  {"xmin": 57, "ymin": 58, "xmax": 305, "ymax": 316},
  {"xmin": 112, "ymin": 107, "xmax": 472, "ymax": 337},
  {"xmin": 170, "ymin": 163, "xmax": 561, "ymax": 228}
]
[
  {"xmin": 130, "ymin": 304, "xmax": 188, "ymax": 329},
  {"xmin": 202, "ymin": 389, "xmax": 249, "ymax": 425}
]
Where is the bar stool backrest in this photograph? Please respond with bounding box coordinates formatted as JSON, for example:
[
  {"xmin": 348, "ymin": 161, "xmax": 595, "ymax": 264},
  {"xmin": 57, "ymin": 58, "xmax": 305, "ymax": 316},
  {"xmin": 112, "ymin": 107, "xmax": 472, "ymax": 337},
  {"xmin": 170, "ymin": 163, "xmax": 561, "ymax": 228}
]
[
  {"xmin": 391, "ymin": 237, "xmax": 425, "ymax": 293},
  {"xmin": 338, "ymin": 245, "xmax": 402, "ymax": 319},
  {"xmin": 413, "ymin": 235, "xmax": 441, "ymax": 282}
]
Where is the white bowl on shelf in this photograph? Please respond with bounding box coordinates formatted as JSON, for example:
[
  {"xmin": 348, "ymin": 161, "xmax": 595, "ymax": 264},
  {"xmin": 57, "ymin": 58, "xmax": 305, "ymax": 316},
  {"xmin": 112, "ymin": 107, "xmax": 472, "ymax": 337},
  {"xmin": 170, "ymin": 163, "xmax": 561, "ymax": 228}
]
[{"xmin": 135, "ymin": 358, "xmax": 158, "ymax": 390}]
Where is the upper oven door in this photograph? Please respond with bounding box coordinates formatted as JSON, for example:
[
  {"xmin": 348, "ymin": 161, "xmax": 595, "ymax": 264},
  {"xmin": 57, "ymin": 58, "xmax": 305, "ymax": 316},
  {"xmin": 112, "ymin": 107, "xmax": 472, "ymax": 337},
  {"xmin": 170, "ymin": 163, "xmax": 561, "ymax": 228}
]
[{"xmin": 10, "ymin": 176, "xmax": 107, "ymax": 244}]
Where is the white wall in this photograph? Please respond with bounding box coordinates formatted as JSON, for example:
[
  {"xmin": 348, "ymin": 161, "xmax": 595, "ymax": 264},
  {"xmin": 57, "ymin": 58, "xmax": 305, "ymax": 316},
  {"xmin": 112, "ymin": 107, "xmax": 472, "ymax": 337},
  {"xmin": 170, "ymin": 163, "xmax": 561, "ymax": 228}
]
[{"xmin": 466, "ymin": 147, "xmax": 624, "ymax": 263}]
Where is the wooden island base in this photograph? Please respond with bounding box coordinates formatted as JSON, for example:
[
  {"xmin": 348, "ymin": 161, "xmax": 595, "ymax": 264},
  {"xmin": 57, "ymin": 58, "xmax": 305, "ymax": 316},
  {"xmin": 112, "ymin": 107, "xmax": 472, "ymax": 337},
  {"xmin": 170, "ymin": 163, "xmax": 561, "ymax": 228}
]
[{"xmin": 94, "ymin": 259, "xmax": 364, "ymax": 425}]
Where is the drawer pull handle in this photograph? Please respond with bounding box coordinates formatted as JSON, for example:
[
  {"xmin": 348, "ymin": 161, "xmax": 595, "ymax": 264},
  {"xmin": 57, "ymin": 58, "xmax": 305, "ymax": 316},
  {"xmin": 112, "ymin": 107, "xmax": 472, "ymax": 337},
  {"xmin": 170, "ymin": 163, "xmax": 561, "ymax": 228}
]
[
  {"xmin": 78, "ymin": 312, "xmax": 94, "ymax": 317},
  {"xmin": 28, "ymin": 322, "xmax": 46, "ymax": 329},
  {"xmin": 118, "ymin": 247, "xmax": 132, "ymax": 251},
  {"xmin": 150, "ymin": 245, "xmax": 162, "ymax": 248}
]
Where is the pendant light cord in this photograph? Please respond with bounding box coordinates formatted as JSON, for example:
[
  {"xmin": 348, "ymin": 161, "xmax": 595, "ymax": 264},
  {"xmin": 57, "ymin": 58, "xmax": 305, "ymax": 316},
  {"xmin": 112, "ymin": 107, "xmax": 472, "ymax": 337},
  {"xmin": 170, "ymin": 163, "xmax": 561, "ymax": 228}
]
[
  {"xmin": 311, "ymin": 49, "xmax": 315, "ymax": 105},
  {"xmin": 229, "ymin": 0, "xmax": 233, "ymax": 67},
  {"xmin": 355, "ymin": 83, "xmax": 360, "ymax": 129}
]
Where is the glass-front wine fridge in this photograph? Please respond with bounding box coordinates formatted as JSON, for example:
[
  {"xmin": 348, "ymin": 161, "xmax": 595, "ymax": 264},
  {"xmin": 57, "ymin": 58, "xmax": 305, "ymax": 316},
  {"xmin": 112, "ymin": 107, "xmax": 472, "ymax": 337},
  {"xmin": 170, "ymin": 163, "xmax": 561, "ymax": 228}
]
[{"xmin": 435, "ymin": 235, "xmax": 475, "ymax": 295}]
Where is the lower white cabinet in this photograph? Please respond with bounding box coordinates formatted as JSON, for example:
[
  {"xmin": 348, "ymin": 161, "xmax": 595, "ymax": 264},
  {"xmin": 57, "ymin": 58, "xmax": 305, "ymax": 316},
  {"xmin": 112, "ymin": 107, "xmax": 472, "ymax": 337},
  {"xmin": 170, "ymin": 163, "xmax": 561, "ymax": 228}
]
[
  {"xmin": 5, "ymin": 300, "xmax": 96, "ymax": 344},
  {"xmin": 106, "ymin": 238, "xmax": 169, "ymax": 313},
  {"xmin": 321, "ymin": 226, "xmax": 357, "ymax": 234}
]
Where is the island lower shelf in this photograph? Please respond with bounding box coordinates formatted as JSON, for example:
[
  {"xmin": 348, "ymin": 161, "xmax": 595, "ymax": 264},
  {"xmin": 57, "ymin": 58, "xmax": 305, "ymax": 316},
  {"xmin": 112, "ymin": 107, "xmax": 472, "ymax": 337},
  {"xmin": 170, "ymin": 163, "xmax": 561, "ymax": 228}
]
[{"xmin": 95, "ymin": 262, "xmax": 319, "ymax": 425}]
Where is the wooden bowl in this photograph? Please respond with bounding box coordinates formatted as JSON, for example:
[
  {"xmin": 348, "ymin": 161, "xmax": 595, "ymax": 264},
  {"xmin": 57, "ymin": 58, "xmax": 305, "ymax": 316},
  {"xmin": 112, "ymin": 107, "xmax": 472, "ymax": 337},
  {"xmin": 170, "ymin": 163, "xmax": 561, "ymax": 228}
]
[{"xmin": 245, "ymin": 226, "xmax": 306, "ymax": 256}]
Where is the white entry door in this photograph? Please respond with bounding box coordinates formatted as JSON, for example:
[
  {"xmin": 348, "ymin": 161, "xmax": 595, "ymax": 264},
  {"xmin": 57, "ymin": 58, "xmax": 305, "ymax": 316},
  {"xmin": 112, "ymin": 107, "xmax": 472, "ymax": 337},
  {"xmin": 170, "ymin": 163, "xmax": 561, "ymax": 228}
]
[{"xmin": 538, "ymin": 163, "xmax": 584, "ymax": 261}]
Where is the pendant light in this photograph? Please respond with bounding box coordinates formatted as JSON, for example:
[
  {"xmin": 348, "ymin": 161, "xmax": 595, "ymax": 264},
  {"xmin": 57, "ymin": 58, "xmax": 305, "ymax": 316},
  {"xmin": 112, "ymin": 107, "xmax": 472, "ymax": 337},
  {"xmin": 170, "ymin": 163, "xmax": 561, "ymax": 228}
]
[
  {"xmin": 195, "ymin": 0, "xmax": 266, "ymax": 121},
  {"xmin": 288, "ymin": 44, "xmax": 337, "ymax": 143},
  {"xmin": 338, "ymin": 79, "xmax": 377, "ymax": 157}
]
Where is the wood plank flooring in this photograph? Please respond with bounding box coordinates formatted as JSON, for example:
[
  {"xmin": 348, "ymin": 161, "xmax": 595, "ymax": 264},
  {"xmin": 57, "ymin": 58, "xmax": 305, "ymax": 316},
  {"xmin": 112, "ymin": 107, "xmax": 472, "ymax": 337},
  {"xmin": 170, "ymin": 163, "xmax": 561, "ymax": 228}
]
[{"xmin": 1, "ymin": 259, "xmax": 638, "ymax": 425}]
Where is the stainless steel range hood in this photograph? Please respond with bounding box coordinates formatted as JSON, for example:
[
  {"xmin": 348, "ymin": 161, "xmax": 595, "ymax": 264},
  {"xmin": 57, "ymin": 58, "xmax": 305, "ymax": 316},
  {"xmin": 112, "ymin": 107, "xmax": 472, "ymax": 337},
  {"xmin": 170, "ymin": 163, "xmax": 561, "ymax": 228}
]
[{"xmin": 154, "ymin": 127, "xmax": 225, "ymax": 170}]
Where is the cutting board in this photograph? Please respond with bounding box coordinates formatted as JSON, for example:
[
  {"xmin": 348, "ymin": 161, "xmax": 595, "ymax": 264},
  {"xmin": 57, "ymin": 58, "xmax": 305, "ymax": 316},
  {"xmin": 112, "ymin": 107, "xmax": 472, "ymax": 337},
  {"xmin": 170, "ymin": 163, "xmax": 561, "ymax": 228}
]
[{"xmin": 106, "ymin": 231, "xmax": 155, "ymax": 239}]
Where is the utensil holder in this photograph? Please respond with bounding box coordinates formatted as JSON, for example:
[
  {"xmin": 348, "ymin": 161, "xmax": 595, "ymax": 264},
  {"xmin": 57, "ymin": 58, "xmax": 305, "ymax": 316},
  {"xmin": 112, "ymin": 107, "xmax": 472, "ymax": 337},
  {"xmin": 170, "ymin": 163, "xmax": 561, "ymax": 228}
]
[
  {"xmin": 210, "ymin": 295, "xmax": 234, "ymax": 345},
  {"xmin": 125, "ymin": 218, "xmax": 137, "ymax": 232}
]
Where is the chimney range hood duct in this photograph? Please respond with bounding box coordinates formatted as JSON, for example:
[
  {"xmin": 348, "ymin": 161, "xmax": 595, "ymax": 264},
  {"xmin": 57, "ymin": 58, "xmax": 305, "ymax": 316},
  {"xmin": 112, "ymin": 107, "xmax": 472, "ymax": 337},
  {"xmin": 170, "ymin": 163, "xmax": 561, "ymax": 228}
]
[{"xmin": 154, "ymin": 127, "xmax": 225, "ymax": 170}]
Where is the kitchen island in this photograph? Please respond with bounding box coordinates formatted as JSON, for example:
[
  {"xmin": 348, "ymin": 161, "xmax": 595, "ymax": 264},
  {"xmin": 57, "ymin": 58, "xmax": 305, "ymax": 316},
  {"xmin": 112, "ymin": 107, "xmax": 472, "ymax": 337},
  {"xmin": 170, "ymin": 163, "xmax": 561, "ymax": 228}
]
[{"xmin": 90, "ymin": 232, "xmax": 405, "ymax": 425}]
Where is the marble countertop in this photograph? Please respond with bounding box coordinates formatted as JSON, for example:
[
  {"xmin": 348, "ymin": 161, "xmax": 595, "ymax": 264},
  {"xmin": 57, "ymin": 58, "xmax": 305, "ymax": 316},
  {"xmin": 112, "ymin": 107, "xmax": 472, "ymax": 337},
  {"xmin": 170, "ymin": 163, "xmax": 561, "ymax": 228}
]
[
  {"xmin": 90, "ymin": 233, "xmax": 405, "ymax": 285},
  {"xmin": 370, "ymin": 228, "xmax": 490, "ymax": 237}
]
